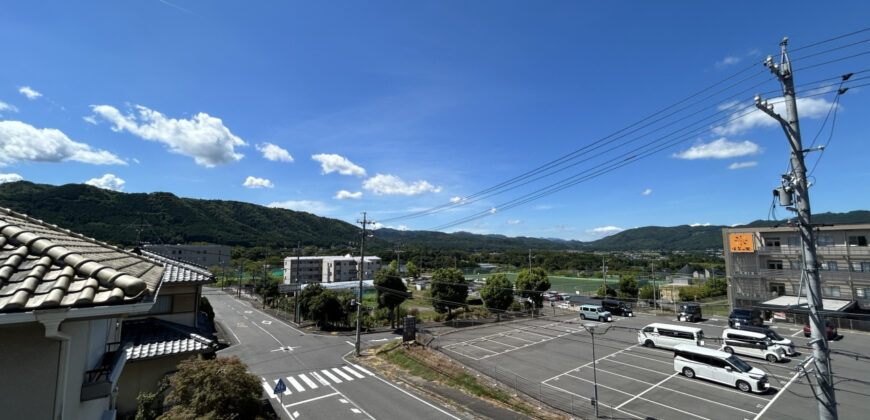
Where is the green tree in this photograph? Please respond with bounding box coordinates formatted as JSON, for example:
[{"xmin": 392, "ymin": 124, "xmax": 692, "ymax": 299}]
[
  {"xmin": 617, "ymin": 274, "xmax": 638, "ymax": 298},
  {"xmin": 480, "ymin": 273, "xmax": 514, "ymax": 321},
  {"xmin": 639, "ymin": 284, "xmax": 660, "ymax": 300},
  {"xmin": 159, "ymin": 356, "xmax": 267, "ymax": 419},
  {"xmin": 701, "ymin": 277, "xmax": 727, "ymax": 297},
  {"xmin": 515, "ymin": 267, "xmax": 550, "ymax": 314},
  {"xmin": 374, "ymin": 266, "xmax": 408, "ymax": 328},
  {"xmin": 308, "ymin": 289, "xmax": 342, "ymax": 328},
  {"xmin": 199, "ymin": 297, "xmax": 215, "ymax": 330},
  {"xmin": 297, "ymin": 283, "xmax": 324, "ymax": 320},
  {"xmin": 596, "ymin": 283, "xmax": 617, "ymax": 298},
  {"xmin": 430, "ymin": 268, "xmax": 467, "ymax": 316},
  {"xmin": 405, "ymin": 261, "xmax": 420, "ymax": 279}
]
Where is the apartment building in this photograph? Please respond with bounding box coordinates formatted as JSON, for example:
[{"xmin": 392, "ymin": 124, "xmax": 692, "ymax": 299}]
[
  {"xmin": 723, "ymin": 224, "xmax": 870, "ymax": 316},
  {"xmin": 143, "ymin": 244, "xmax": 231, "ymax": 268},
  {"xmin": 283, "ymin": 255, "xmax": 381, "ymax": 284}
]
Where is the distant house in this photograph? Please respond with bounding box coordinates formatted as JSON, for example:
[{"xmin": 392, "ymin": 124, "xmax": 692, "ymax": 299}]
[
  {"xmin": 143, "ymin": 244, "xmax": 231, "ymax": 269},
  {"xmin": 671, "ymin": 264, "xmax": 696, "ymax": 285},
  {"xmin": 115, "ymin": 249, "xmax": 217, "ymax": 415},
  {"xmin": 283, "ymin": 255, "xmax": 381, "ymax": 284},
  {"xmin": 0, "ymin": 208, "xmax": 164, "ymax": 420}
]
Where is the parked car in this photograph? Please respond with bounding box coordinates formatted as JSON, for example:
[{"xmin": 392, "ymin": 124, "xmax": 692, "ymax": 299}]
[
  {"xmin": 720, "ymin": 329, "xmax": 786, "ymax": 362},
  {"xmin": 674, "ymin": 344, "xmax": 770, "ymax": 393},
  {"xmin": 638, "ymin": 323, "xmax": 705, "ymax": 349},
  {"xmin": 579, "ymin": 305, "xmax": 612, "ymax": 322},
  {"xmin": 678, "ymin": 303, "xmax": 702, "ymax": 322},
  {"xmin": 803, "ymin": 321, "xmax": 838, "ymax": 340},
  {"xmin": 728, "ymin": 308, "xmax": 764, "ymax": 328},
  {"xmin": 734, "ymin": 325, "xmax": 796, "ymax": 356},
  {"xmin": 602, "ymin": 299, "xmax": 634, "ymax": 317}
]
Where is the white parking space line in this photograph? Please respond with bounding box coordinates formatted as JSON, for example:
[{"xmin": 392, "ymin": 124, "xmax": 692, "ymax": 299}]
[
  {"xmin": 542, "ymin": 344, "xmax": 638, "ymax": 383},
  {"xmin": 754, "ymin": 358, "xmax": 814, "ymax": 420},
  {"xmin": 483, "ymin": 338, "xmax": 518, "ymax": 348},
  {"xmin": 465, "ymin": 342, "xmax": 500, "ymax": 355},
  {"xmin": 287, "ymin": 376, "xmax": 305, "ymax": 392},
  {"xmin": 791, "ymin": 329, "xmax": 804, "ymax": 337},
  {"xmin": 321, "ymin": 369, "xmax": 342, "ymax": 383},
  {"xmin": 299, "ymin": 373, "xmax": 318, "ymax": 389},
  {"xmin": 332, "ymin": 367, "xmax": 354, "ymax": 381},
  {"xmin": 502, "ymin": 333, "xmax": 536, "ymax": 343},
  {"xmin": 543, "ymin": 381, "xmax": 642, "ymax": 419},
  {"xmin": 343, "ymin": 366, "xmax": 365, "ymax": 379}
]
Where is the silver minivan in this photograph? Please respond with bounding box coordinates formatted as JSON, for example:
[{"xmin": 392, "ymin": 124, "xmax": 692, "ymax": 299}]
[
  {"xmin": 637, "ymin": 323, "xmax": 705, "ymax": 349},
  {"xmin": 720, "ymin": 329, "xmax": 786, "ymax": 362},
  {"xmin": 674, "ymin": 344, "xmax": 770, "ymax": 393}
]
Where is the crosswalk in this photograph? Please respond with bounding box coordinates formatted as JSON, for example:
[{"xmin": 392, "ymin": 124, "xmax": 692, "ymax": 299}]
[{"xmin": 261, "ymin": 364, "xmax": 375, "ymax": 399}]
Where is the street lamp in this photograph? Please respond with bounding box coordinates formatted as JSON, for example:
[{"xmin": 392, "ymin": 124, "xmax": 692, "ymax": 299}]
[{"xmin": 583, "ymin": 322, "xmax": 601, "ymax": 418}]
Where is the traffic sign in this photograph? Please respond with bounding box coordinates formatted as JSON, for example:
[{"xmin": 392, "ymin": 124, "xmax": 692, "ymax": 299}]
[{"xmin": 274, "ymin": 378, "xmax": 286, "ymax": 394}]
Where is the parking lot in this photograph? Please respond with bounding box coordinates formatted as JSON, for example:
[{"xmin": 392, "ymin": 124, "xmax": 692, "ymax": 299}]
[{"xmin": 435, "ymin": 311, "xmax": 869, "ymax": 419}]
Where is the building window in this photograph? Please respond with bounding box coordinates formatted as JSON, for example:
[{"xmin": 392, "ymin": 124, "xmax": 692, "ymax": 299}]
[
  {"xmin": 822, "ymin": 286, "xmax": 841, "ymax": 298},
  {"xmin": 767, "ymin": 260, "xmax": 783, "ymax": 270},
  {"xmin": 861, "ymin": 262, "xmax": 870, "ymax": 273},
  {"xmin": 789, "ymin": 260, "xmax": 802, "ymax": 270},
  {"xmin": 765, "ymin": 237, "xmax": 781, "ymax": 247},
  {"xmin": 824, "ymin": 261, "xmax": 838, "ymax": 271},
  {"xmin": 817, "ymin": 235, "xmax": 834, "ymax": 247},
  {"xmin": 792, "ymin": 283, "xmax": 803, "ymax": 295},
  {"xmin": 857, "ymin": 288, "xmax": 870, "ymax": 298},
  {"xmin": 848, "ymin": 235, "xmax": 868, "ymax": 246}
]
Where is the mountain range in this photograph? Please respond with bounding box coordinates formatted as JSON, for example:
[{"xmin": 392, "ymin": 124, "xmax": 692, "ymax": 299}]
[{"xmin": 1, "ymin": 181, "xmax": 868, "ymax": 252}]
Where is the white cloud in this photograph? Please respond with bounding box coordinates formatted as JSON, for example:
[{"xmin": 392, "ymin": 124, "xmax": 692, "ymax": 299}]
[
  {"xmin": 728, "ymin": 161, "xmax": 758, "ymax": 170},
  {"xmin": 18, "ymin": 86, "xmax": 42, "ymax": 100},
  {"xmin": 642, "ymin": 188, "xmax": 652, "ymax": 196},
  {"xmin": 534, "ymin": 204, "xmax": 553, "ymax": 210},
  {"xmin": 82, "ymin": 115, "xmax": 97, "ymax": 125},
  {"xmin": 0, "ymin": 173, "xmax": 23, "ymax": 183},
  {"xmin": 507, "ymin": 219, "xmax": 521, "ymax": 225},
  {"xmin": 0, "ymin": 101, "xmax": 19, "ymax": 115},
  {"xmin": 311, "ymin": 153, "xmax": 366, "ymax": 177},
  {"xmin": 450, "ymin": 196, "xmax": 466, "ymax": 203},
  {"xmin": 489, "ymin": 207, "xmax": 497, "ymax": 214},
  {"xmin": 89, "ymin": 104, "xmax": 246, "ymax": 167},
  {"xmin": 672, "ymin": 138, "xmax": 762, "ymax": 160},
  {"xmin": 716, "ymin": 56, "xmax": 741, "ymax": 68},
  {"xmin": 690, "ymin": 222, "xmax": 711, "ymax": 227},
  {"xmin": 85, "ymin": 174, "xmax": 125, "ymax": 191},
  {"xmin": 586, "ymin": 226, "xmax": 625, "ymax": 238},
  {"xmin": 257, "ymin": 142, "xmax": 293, "ymax": 162},
  {"xmin": 713, "ymin": 97, "xmax": 837, "ymax": 136},
  {"xmin": 242, "ymin": 176, "xmax": 274, "ymax": 189},
  {"xmin": 267, "ymin": 200, "xmax": 333, "ymax": 215},
  {"xmin": 334, "ymin": 190, "xmax": 362, "ymax": 199},
  {"xmin": 0, "ymin": 120, "xmax": 125, "ymax": 166},
  {"xmin": 362, "ymin": 173, "xmax": 442, "ymax": 195}
]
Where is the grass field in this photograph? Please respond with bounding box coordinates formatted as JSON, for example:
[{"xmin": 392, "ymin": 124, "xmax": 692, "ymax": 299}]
[{"xmin": 465, "ymin": 273, "xmax": 667, "ymax": 295}]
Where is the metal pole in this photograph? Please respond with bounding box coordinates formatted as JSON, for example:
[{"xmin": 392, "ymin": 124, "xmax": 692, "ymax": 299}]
[
  {"xmin": 355, "ymin": 212, "xmax": 373, "ymax": 357},
  {"xmin": 294, "ymin": 243, "xmax": 301, "ymax": 323},
  {"xmin": 757, "ymin": 38, "xmax": 836, "ymax": 419},
  {"xmin": 591, "ymin": 329, "xmax": 599, "ymax": 418}
]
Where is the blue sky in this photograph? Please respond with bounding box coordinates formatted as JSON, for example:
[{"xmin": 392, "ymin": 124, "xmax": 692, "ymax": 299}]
[{"xmin": 2, "ymin": 1, "xmax": 869, "ymax": 241}]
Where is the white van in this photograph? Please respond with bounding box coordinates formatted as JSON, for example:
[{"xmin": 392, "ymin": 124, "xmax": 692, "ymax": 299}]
[
  {"xmin": 720, "ymin": 329, "xmax": 786, "ymax": 363},
  {"xmin": 637, "ymin": 323, "xmax": 705, "ymax": 349},
  {"xmin": 674, "ymin": 344, "xmax": 770, "ymax": 393}
]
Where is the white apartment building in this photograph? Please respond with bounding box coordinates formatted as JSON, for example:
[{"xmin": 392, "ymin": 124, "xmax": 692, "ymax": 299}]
[{"xmin": 283, "ymin": 255, "xmax": 382, "ymax": 284}]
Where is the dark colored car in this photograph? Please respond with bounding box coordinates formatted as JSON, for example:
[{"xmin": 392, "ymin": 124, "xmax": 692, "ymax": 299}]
[
  {"xmin": 729, "ymin": 308, "xmax": 764, "ymax": 328},
  {"xmin": 601, "ymin": 299, "xmax": 634, "ymax": 317},
  {"xmin": 678, "ymin": 303, "xmax": 702, "ymax": 322},
  {"xmin": 804, "ymin": 321, "xmax": 838, "ymax": 340}
]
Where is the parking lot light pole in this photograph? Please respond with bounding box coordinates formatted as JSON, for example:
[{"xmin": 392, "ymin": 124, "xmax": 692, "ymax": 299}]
[{"xmin": 583, "ymin": 322, "xmax": 600, "ymax": 418}]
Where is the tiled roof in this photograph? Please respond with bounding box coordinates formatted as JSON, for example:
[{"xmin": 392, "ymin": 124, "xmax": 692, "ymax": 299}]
[
  {"xmin": 0, "ymin": 208, "xmax": 164, "ymax": 313},
  {"xmin": 139, "ymin": 250, "xmax": 215, "ymax": 284},
  {"xmin": 122, "ymin": 318, "xmax": 216, "ymax": 361}
]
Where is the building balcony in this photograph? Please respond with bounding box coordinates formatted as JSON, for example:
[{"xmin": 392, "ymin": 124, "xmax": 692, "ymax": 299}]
[
  {"xmin": 757, "ymin": 245, "xmax": 870, "ymax": 257},
  {"xmin": 81, "ymin": 341, "xmax": 129, "ymax": 401}
]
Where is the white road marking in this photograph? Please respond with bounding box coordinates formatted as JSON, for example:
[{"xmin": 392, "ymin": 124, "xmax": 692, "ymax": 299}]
[
  {"xmin": 274, "ymin": 379, "xmax": 292, "ymax": 395},
  {"xmin": 283, "ymin": 392, "xmax": 339, "ymax": 408},
  {"xmin": 321, "ymin": 369, "xmax": 342, "ymax": 383},
  {"xmin": 350, "ymin": 363, "xmax": 375, "ymax": 376},
  {"xmin": 542, "ymin": 382, "xmax": 641, "ymax": 419},
  {"xmin": 346, "ymin": 340, "xmax": 355, "ymax": 346},
  {"xmin": 287, "ymin": 376, "xmax": 305, "ymax": 392},
  {"xmin": 791, "ymin": 329, "xmax": 805, "ymax": 337},
  {"xmin": 261, "ymin": 379, "xmax": 276, "ymax": 398},
  {"xmin": 262, "ymin": 320, "xmax": 272, "ymax": 325},
  {"xmin": 224, "ymin": 324, "xmax": 241, "ymax": 343},
  {"xmin": 292, "ymin": 411, "xmax": 299, "ymax": 419},
  {"xmin": 311, "ymin": 371, "xmax": 330, "ymax": 386},
  {"xmin": 298, "ymin": 373, "xmax": 318, "ymax": 389},
  {"xmin": 343, "ymin": 366, "xmax": 365, "ymax": 379},
  {"xmin": 350, "ymin": 408, "xmax": 361, "ymax": 414},
  {"xmin": 332, "ymin": 367, "xmax": 354, "ymax": 381},
  {"xmin": 753, "ymin": 357, "xmax": 814, "ymax": 420}
]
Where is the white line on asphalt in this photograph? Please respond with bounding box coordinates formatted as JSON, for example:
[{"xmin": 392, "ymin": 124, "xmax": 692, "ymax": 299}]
[
  {"xmin": 464, "ymin": 342, "xmax": 499, "ymax": 355},
  {"xmin": 321, "ymin": 369, "xmax": 342, "ymax": 383},
  {"xmin": 791, "ymin": 329, "xmax": 804, "ymax": 337},
  {"xmin": 350, "ymin": 363, "xmax": 375, "ymax": 376},
  {"xmin": 541, "ymin": 344, "xmax": 638, "ymax": 383},
  {"xmin": 274, "ymin": 379, "xmax": 292, "ymax": 395},
  {"xmin": 311, "ymin": 371, "xmax": 330, "ymax": 386},
  {"xmin": 616, "ymin": 372, "xmax": 677, "ymax": 410},
  {"xmin": 253, "ymin": 318, "xmax": 285, "ymax": 347},
  {"xmin": 542, "ymin": 382, "xmax": 642, "ymax": 419},
  {"xmin": 483, "ymin": 338, "xmax": 518, "ymax": 348},
  {"xmin": 332, "ymin": 367, "xmax": 354, "ymax": 381},
  {"xmin": 287, "ymin": 376, "xmax": 305, "ymax": 392},
  {"xmin": 262, "ymin": 379, "xmax": 276, "ymax": 398},
  {"xmin": 346, "ymin": 340, "xmax": 355, "ymax": 346},
  {"xmin": 343, "ymin": 366, "xmax": 365, "ymax": 379},
  {"xmin": 283, "ymin": 392, "xmax": 339, "ymax": 408},
  {"xmin": 343, "ymin": 361, "xmax": 462, "ymax": 419},
  {"xmin": 299, "ymin": 373, "xmax": 318, "ymax": 389},
  {"xmin": 224, "ymin": 324, "xmax": 242, "ymax": 344},
  {"xmin": 323, "ymin": 383, "xmax": 375, "ymax": 420},
  {"xmin": 753, "ymin": 357, "xmax": 814, "ymax": 420}
]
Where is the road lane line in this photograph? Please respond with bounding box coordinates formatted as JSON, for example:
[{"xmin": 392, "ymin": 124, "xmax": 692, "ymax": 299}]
[
  {"xmin": 299, "ymin": 373, "xmax": 318, "ymax": 389},
  {"xmin": 287, "ymin": 376, "xmax": 305, "ymax": 392},
  {"xmin": 753, "ymin": 357, "xmax": 813, "ymax": 420},
  {"xmin": 333, "ymin": 367, "xmax": 354, "ymax": 381},
  {"xmin": 616, "ymin": 372, "xmax": 678, "ymax": 410},
  {"xmin": 350, "ymin": 363, "xmax": 375, "ymax": 376},
  {"xmin": 321, "ymin": 369, "xmax": 342, "ymax": 383},
  {"xmin": 343, "ymin": 366, "xmax": 365, "ymax": 379},
  {"xmin": 283, "ymin": 392, "xmax": 339, "ymax": 408}
]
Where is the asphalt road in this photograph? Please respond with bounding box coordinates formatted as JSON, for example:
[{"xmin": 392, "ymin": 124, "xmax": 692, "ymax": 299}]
[
  {"xmin": 435, "ymin": 310, "xmax": 870, "ymax": 419},
  {"xmin": 204, "ymin": 289, "xmax": 464, "ymax": 420}
]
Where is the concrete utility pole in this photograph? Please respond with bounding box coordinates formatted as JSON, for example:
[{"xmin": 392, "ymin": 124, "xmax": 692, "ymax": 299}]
[
  {"xmin": 528, "ymin": 249, "xmax": 533, "ymax": 273},
  {"xmin": 354, "ymin": 212, "xmax": 375, "ymax": 357},
  {"xmin": 756, "ymin": 37, "xmax": 836, "ymax": 420},
  {"xmin": 601, "ymin": 258, "xmax": 608, "ymax": 290},
  {"xmin": 294, "ymin": 242, "xmax": 301, "ymax": 323}
]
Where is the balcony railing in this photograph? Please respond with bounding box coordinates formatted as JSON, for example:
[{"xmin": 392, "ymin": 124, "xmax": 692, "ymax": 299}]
[{"xmin": 81, "ymin": 341, "xmax": 127, "ymax": 401}]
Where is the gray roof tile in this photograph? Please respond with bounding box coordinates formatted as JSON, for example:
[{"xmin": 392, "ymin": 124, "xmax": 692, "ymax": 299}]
[
  {"xmin": 140, "ymin": 250, "xmax": 214, "ymax": 284},
  {"xmin": 122, "ymin": 318, "xmax": 216, "ymax": 361},
  {"xmin": 0, "ymin": 208, "xmax": 164, "ymax": 313}
]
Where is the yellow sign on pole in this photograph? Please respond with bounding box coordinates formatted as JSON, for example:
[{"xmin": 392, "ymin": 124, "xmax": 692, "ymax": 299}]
[{"xmin": 729, "ymin": 233, "xmax": 755, "ymax": 253}]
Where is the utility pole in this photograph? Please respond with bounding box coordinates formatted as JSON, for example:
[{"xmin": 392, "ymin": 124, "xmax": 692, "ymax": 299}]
[
  {"xmin": 237, "ymin": 264, "xmax": 242, "ymax": 298},
  {"xmin": 528, "ymin": 249, "xmax": 532, "ymax": 273},
  {"xmin": 756, "ymin": 37, "xmax": 836, "ymax": 420},
  {"xmin": 395, "ymin": 247, "xmax": 405, "ymax": 280},
  {"xmin": 354, "ymin": 212, "xmax": 375, "ymax": 357},
  {"xmin": 294, "ymin": 242, "xmax": 301, "ymax": 323},
  {"xmin": 651, "ymin": 262, "xmax": 657, "ymax": 315},
  {"xmin": 601, "ymin": 258, "xmax": 608, "ymax": 290}
]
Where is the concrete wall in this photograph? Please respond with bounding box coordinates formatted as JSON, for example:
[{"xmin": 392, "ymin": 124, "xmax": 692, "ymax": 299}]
[
  {"xmin": 0, "ymin": 323, "xmax": 59, "ymax": 419},
  {"xmin": 116, "ymin": 355, "xmax": 188, "ymax": 415}
]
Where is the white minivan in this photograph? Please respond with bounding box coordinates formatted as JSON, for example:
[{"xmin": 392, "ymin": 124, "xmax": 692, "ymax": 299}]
[
  {"xmin": 674, "ymin": 344, "xmax": 770, "ymax": 393},
  {"xmin": 637, "ymin": 323, "xmax": 705, "ymax": 349},
  {"xmin": 720, "ymin": 329, "xmax": 786, "ymax": 363}
]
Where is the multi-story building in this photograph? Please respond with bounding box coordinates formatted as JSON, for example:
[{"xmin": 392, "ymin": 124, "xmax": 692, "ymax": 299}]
[
  {"xmin": 143, "ymin": 244, "xmax": 231, "ymax": 268},
  {"xmin": 723, "ymin": 224, "xmax": 870, "ymax": 319},
  {"xmin": 283, "ymin": 255, "xmax": 381, "ymax": 284}
]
